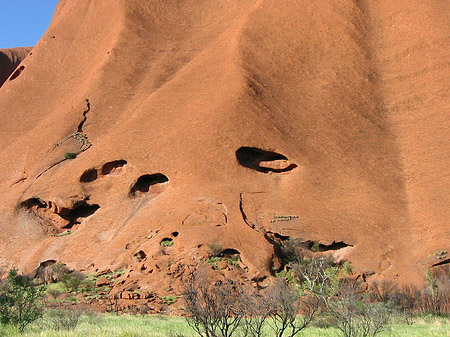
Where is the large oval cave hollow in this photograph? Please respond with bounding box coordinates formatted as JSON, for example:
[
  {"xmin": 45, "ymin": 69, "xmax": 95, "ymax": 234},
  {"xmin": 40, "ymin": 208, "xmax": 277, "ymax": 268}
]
[
  {"xmin": 129, "ymin": 173, "xmax": 169, "ymax": 197},
  {"xmin": 236, "ymin": 147, "xmax": 297, "ymax": 173}
]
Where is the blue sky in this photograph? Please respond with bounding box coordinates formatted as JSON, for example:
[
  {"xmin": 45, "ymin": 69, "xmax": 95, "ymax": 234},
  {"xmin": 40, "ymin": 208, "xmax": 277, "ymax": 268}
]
[{"xmin": 0, "ymin": 0, "xmax": 59, "ymax": 49}]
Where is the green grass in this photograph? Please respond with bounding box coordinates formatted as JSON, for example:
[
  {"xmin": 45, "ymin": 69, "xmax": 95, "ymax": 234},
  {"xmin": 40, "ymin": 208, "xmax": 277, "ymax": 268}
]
[{"xmin": 1, "ymin": 314, "xmax": 449, "ymax": 337}]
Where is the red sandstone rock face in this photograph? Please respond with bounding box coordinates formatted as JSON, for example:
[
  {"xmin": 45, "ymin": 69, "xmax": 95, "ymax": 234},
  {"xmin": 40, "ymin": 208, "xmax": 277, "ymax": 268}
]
[
  {"xmin": 0, "ymin": 0, "xmax": 449, "ymax": 293},
  {"xmin": 0, "ymin": 47, "xmax": 32, "ymax": 87}
]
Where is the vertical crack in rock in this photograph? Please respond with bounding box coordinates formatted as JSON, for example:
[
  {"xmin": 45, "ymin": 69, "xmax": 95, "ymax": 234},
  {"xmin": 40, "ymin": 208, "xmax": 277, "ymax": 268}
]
[{"xmin": 37, "ymin": 99, "xmax": 93, "ymax": 179}]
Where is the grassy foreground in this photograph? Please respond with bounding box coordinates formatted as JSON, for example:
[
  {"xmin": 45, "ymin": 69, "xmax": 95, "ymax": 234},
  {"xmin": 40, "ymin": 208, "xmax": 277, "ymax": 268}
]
[{"xmin": 1, "ymin": 314, "xmax": 449, "ymax": 337}]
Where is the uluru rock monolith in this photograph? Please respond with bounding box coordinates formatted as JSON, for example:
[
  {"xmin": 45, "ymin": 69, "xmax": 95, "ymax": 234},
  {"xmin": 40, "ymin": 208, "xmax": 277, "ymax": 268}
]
[{"xmin": 0, "ymin": 0, "xmax": 449, "ymax": 297}]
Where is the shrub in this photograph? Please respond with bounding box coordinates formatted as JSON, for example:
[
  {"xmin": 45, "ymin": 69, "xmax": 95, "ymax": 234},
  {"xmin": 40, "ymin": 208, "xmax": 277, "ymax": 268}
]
[
  {"xmin": 328, "ymin": 281, "xmax": 391, "ymax": 337},
  {"xmin": 0, "ymin": 269, "xmax": 45, "ymax": 332},
  {"xmin": 292, "ymin": 256, "xmax": 340, "ymax": 305},
  {"xmin": 208, "ymin": 243, "xmax": 224, "ymax": 257},
  {"xmin": 64, "ymin": 152, "xmax": 77, "ymax": 159},
  {"xmin": 266, "ymin": 279, "xmax": 321, "ymax": 337},
  {"xmin": 160, "ymin": 238, "xmax": 174, "ymax": 247},
  {"xmin": 48, "ymin": 308, "xmax": 84, "ymax": 330},
  {"xmin": 46, "ymin": 282, "xmax": 66, "ymax": 299},
  {"xmin": 389, "ymin": 266, "xmax": 450, "ymax": 317},
  {"xmin": 182, "ymin": 268, "xmax": 245, "ymax": 337},
  {"xmin": 160, "ymin": 296, "xmax": 178, "ymax": 305},
  {"xmin": 61, "ymin": 271, "xmax": 85, "ymax": 293},
  {"xmin": 241, "ymin": 290, "xmax": 273, "ymax": 337}
]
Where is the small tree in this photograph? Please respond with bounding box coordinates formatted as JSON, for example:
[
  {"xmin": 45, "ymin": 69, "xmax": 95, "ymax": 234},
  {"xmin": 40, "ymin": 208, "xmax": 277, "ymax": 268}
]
[
  {"xmin": 292, "ymin": 256, "xmax": 339, "ymax": 306},
  {"xmin": 61, "ymin": 271, "xmax": 85, "ymax": 293},
  {"xmin": 241, "ymin": 291, "xmax": 273, "ymax": 337},
  {"xmin": 266, "ymin": 279, "xmax": 320, "ymax": 337},
  {"xmin": 329, "ymin": 281, "xmax": 391, "ymax": 337},
  {"xmin": 182, "ymin": 268, "xmax": 245, "ymax": 337},
  {"xmin": 0, "ymin": 269, "xmax": 45, "ymax": 332}
]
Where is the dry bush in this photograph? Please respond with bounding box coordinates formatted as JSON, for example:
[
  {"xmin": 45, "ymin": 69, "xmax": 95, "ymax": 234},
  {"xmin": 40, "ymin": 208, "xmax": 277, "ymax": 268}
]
[
  {"xmin": 240, "ymin": 290, "xmax": 273, "ymax": 337},
  {"xmin": 182, "ymin": 268, "xmax": 245, "ymax": 337},
  {"xmin": 266, "ymin": 279, "xmax": 321, "ymax": 337},
  {"xmin": 329, "ymin": 281, "xmax": 391, "ymax": 337},
  {"xmin": 390, "ymin": 266, "xmax": 450, "ymax": 317},
  {"xmin": 370, "ymin": 280, "xmax": 398, "ymax": 303},
  {"xmin": 48, "ymin": 307, "xmax": 84, "ymax": 330}
]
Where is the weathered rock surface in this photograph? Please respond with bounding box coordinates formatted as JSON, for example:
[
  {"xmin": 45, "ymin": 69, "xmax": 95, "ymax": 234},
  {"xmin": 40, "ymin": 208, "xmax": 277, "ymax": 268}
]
[{"xmin": 0, "ymin": 0, "xmax": 449, "ymax": 293}]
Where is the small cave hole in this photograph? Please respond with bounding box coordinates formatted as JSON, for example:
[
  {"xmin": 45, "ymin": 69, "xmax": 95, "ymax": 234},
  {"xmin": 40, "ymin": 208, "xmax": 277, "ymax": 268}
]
[
  {"xmin": 34, "ymin": 260, "xmax": 57, "ymax": 283},
  {"xmin": 58, "ymin": 203, "xmax": 100, "ymax": 228},
  {"xmin": 236, "ymin": 147, "xmax": 297, "ymax": 173},
  {"xmin": 80, "ymin": 168, "xmax": 98, "ymax": 183},
  {"xmin": 129, "ymin": 173, "xmax": 169, "ymax": 197},
  {"xmin": 219, "ymin": 248, "xmax": 240, "ymax": 257},
  {"xmin": 133, "ymin": 250, "xmax": 146, "ymax": 262},
  {"xmin": 9, "ymin": 66, "xmax": 25, "ymax": 81},
  {"xmin": 20, "ymin": 197, "xmax": 47, "ymax": 209},
  {"xmin": 101, "ymin": 159, "xmax": 127, "ymax": 176},
  {"xmin": 304, "ymin": 241, "xmax": 352, "ymax": 252},
  {"xmin": 274, "ymin": 232, "xmax": 290, "ymax": 241},
  {"xmin": 171, "ymin": 231, "xmax": 179, "ymax": 237},
  {"xmin": 160, "ymin": 238, "xmax": 174, "ymax": 247}
]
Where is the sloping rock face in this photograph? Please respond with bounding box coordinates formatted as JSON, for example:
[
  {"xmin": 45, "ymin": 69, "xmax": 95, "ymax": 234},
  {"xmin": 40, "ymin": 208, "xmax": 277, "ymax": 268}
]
[
  {"xmin": 0, "ymin": 0, "xmax": 449, "ymax": 292},
  {"xmin": 0, "ymin": 47, "xmax": 32, "ymax": 87}
]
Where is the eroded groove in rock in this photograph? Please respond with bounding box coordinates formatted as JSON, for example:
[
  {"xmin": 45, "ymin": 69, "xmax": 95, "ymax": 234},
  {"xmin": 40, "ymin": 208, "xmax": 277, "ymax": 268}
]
[
  {"xmin": 77, "ymin": 99, "xmax": 91, "ymax": 133},
  {"xmin": 101, "ymin": 160, "xmax": 127, "ymax": 175},
  {"xmin": 432, "ymin": 258, "xmax": 450, "ymax": 267},
  {"xmin": 38, "ymin": 100, "xmax": 93, "ymax": 180},
  {"xmin": 236, "ymin": 147, "xmax": 297, "ymax": 173},
  {"xmin": 129, "ymin": 173, "xmax": 169, "ymax": 198},
  {"xmin": 19, "ymin": 197, "xmax": 99, "ymax": 232},
  {"xmin": 239, "ymin": 192, "xmax": 255, "ymax": 229}
]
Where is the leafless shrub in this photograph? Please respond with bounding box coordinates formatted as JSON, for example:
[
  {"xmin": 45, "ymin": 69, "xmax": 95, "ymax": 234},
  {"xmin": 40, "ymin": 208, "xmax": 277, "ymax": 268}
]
[
  {"xmin": 389, "ymin": 267, "xmax": 450, "ymax": 317},
  {"xmin": 48, "ymin": 307, "xmax": 84, "ymax": 330},
  {"xmin": 265, "ymin": 279, "xmax": 320, "ymax": 337},
  {"xmin": 182, "ymin": 268, "xmax": 245, "ymax": 337},
  {"xmin": 47, "ymin": 288, "xmax": 62, "ymax": 300},
  {"xmin": 107, "ymin": 294, "xmax": 120, "ymax": 314},
  {"xmin": 329, "ymin": 281, "xmax": 391, "ymax": 337},
  {"xmin": 240, "ymin": 290, "xmax": 273, "ymax": 337},
  {"xmin": 370, "ymin": 280, "xmax": 398, "ymax": 303}
]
